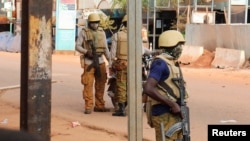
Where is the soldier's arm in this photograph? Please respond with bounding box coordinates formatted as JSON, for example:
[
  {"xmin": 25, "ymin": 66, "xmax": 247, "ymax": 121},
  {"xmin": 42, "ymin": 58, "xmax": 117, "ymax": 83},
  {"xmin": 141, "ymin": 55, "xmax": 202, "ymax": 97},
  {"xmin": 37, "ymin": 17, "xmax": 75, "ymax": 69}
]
[
  {"xmin": 75, "ymin": 30, "xmax": 88, "ymax": 54},
  {"xmin": 101, "ymin": 32, "xmax": 111, "ymax": 66},
  {"xmin": 110, "ymin": 33, "xmax": 118, "ymax": 63},
  {"xmin": 143, "ymin": 77, "xmax": 180, "ymax": 114}
]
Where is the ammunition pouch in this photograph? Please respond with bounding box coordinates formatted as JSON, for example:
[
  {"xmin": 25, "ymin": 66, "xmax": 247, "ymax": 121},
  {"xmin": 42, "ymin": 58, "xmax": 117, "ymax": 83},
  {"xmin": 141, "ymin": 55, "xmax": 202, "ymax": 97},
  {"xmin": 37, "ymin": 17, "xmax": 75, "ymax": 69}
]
[{"xmin": 112, "ymin": 60, "xmax": 127, "ymax": 71}]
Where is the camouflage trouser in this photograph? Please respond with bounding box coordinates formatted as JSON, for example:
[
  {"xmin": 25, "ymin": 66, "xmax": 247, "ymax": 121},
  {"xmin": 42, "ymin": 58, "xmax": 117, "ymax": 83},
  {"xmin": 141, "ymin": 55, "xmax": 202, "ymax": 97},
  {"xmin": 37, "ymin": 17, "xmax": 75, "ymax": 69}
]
[
  {"xmin": 115, "ymin": 68, "xmax": 127, "ymax": 103},
  {"xmin": 81, "ymin": 63, "xmax": 107, "ymax": 110},
  {"xmin": 152, "ymin": 112, "xmax": 183, "ymax": 141}
]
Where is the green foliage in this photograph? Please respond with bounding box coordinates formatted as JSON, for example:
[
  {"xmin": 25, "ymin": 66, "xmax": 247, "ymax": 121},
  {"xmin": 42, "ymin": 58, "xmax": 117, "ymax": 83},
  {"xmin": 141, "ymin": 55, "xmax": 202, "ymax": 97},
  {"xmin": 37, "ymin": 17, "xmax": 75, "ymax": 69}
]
[
  {"xmin": 111, "ymin": 0, "xmax": 150, "ymax": 12},
  {"xmin": 142, "ymin": 0, "xmax": 149, "ymax": 11},
  {"xmin": 111, "ymin": 0, "xmax": 127, "ymax": 12},
  {"xmin": 156, "ymin": 0, "xmax": 170, "ymax": 6}
]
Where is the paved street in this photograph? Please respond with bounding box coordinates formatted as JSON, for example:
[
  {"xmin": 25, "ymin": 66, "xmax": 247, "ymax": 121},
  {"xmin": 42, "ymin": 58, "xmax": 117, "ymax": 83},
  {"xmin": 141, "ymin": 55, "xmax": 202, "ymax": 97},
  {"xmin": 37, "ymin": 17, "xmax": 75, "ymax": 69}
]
[
  {"xmin": 0, "ymin": 52, "xmax": 155, "ymax": 141},
  {"xmin": 1, "ymin": 51, "xmax": 250, "ymax": 141}
]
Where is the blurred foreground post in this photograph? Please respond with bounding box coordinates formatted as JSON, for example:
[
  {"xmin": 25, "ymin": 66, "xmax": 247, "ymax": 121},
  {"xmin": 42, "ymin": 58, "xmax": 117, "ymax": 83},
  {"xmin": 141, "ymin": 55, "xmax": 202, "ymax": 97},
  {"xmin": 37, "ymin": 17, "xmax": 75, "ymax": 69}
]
[
  {"xmin": 127, "ymin": 0, "xmax": 143, "ymax": 141},
  {"xmin": 20, "ymin": 1, "xmax": 53, "ymax": 141}
]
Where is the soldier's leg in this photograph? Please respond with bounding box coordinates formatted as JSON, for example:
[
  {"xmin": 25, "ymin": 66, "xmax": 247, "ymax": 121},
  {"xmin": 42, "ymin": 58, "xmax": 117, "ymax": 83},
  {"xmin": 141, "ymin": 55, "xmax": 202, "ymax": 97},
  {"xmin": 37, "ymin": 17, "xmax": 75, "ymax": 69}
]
[
  {"xmin": 94, "ymin": 63, "xmax": 109, "ymax": 111},
  {"xmin": 152, "ymin": 113, "xmax": 182, "ymax": 141},
  {"xmin": 82, "ymin": 64, "xmax": 95, "ymax": 114},
  {"xmin": 112, "ymin": 69, "xmax": 127, "ymax": 116},
  {"xmin": 116, "ymin": 69, "xmax": 127, "ymax": 103}
]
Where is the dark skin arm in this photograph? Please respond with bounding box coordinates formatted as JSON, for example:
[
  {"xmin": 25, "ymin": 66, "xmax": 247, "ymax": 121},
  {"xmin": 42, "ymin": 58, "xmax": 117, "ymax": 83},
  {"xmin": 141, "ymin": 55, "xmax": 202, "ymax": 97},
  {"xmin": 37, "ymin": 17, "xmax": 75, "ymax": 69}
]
[{"xmin": 143, "ymin": 77, "xmax": 181, "ymax": 114}]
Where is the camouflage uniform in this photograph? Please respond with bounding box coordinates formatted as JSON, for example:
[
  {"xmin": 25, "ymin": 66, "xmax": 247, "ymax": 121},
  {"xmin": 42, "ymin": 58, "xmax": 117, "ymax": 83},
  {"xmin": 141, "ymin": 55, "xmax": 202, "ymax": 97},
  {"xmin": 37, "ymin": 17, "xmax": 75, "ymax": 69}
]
[
  {"xmin": 76, "ymin": 26, "xmax": 110, "ymax": 113},
  {"xmin": 143, "ymin": 30, "xmax": 188, "ymax": 141},
  {"xmin": 146, "ymin": 54, "xmax": 188, "ymax": 141},
  {"xmin": 152, "ymin": 112, "xmax": 182, "ymax": 141},
  {"xmin": 110, "ymin": 26, "xmax": 128, "ymax": 116}
]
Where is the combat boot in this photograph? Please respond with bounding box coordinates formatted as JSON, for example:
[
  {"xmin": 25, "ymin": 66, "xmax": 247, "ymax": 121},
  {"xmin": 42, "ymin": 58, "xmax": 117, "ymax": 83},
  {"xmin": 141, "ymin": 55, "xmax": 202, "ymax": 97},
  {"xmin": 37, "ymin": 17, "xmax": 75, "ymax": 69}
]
[{"xmin": 112, "ymin": 103, "xmax": 126, "ymax": 116}]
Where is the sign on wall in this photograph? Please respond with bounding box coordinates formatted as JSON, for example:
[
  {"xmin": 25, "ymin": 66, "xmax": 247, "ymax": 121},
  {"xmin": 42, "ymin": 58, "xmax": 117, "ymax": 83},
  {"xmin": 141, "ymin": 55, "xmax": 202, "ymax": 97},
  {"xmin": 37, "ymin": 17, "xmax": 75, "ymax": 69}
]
[
  {"xmin": 191, "ymin": 11, "xmax": 215, "ymax": 24},
  {"xmin": 58, "ymin": 0, "xmax": 76, "ymax": 29},
  {"xmin": 55, "ymin": 0, "xmax": 76, "ymax": 50}
]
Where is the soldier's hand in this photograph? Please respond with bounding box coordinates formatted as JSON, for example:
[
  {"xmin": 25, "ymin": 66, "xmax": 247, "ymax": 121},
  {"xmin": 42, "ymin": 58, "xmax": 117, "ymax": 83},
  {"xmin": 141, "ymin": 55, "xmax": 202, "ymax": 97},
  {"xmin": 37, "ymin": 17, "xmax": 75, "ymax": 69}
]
[
  {"xmin": 170, "ymin": 102, "xmax": 182, "ymax": 116},
  {"xmin": 86, "ymin": 50, "xmax": 93, "ymax": 58}
]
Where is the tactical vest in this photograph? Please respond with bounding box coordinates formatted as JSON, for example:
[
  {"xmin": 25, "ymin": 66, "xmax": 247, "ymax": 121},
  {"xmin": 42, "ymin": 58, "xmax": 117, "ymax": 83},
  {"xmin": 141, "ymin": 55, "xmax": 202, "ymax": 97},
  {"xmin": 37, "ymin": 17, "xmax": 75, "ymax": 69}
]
[
  {"xmin": 116, "ymin": 29, "xmax": 128, "ymax": 60},
  {"xmin": 83, "ymin": 27, "xmax": 106, "ymax": 54},
  {"xmin": 149, "ymin": 55, "xmax": 181, "ymax": 106}
]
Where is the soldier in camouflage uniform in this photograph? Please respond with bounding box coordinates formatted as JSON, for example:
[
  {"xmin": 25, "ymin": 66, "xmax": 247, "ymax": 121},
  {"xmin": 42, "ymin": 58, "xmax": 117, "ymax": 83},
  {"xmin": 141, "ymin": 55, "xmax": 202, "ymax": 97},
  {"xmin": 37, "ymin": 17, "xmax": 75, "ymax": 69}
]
[
  {"xmin": 143, "ymin": 30, "xmax": 188, "ymax": 141},
  {"xmin": 109, "ymin": 15, "xmax": 128, "ymax": 116},
  {"xmin": 75, "ymin": 13, "xmax": 111, "ymax": 114}
]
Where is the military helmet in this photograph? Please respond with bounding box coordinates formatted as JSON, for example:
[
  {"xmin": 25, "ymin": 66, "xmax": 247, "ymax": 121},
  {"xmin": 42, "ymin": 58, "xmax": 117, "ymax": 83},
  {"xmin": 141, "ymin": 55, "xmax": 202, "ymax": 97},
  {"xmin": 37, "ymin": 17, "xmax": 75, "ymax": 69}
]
[
  {"xmin": 88, "ymin": 13, "xmax": 100, "ymax": 22},
  {"xmin": 122, "ymin": 15, "xmax": 127, "ymax": 23},
  {"xmin": 158, "ymin": 30, "xmax": 185, "ymax": 47}
]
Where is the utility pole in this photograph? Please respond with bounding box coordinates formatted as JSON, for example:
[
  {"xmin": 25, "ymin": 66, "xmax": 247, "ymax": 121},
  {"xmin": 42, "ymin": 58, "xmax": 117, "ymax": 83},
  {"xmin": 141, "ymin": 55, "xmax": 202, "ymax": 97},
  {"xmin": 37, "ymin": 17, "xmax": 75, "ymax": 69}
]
[
  {"xmin": 20, "ymin": 1, "xmax": 53, "ymax": 141},
  {"xmin": 127, "ymin": 0, "xmax": 143, "ymax": 140}
]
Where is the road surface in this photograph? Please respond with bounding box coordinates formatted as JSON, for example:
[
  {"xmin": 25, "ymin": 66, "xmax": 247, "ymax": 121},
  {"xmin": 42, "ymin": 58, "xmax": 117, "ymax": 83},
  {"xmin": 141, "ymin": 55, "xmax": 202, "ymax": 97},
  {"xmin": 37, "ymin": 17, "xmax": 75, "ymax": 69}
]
[{"xmin": 0, "ymin": 51, "xmax": 250, "ymax": 141}]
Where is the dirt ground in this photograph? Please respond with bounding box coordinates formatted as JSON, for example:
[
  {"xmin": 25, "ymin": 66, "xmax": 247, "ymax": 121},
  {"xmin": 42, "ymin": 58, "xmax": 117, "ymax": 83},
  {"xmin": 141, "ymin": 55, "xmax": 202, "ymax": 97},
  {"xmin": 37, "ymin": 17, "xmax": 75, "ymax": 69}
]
[{"xmin": 0, "ymin": 50, "xmax": 250, "ymax": 141}]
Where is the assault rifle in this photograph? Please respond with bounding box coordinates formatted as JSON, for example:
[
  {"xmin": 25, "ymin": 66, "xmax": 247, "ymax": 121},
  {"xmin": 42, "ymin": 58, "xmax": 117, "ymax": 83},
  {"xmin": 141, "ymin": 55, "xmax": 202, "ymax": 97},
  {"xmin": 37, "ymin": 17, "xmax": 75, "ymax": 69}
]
[
  {"xmin": 86, "ymin": 40, "xmax": 101, "ymax": 78},
  {"xmin": 164, "ymin": 63, "xmax": 190, "ymax": 141}
]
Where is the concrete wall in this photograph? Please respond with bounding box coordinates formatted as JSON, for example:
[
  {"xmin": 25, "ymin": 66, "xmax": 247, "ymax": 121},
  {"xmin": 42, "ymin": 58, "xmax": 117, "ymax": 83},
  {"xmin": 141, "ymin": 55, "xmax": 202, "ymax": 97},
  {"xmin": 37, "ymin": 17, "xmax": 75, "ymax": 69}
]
[{"xmin": 185, "ymin": 24, "xmax": 250, "ymax": 59}]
